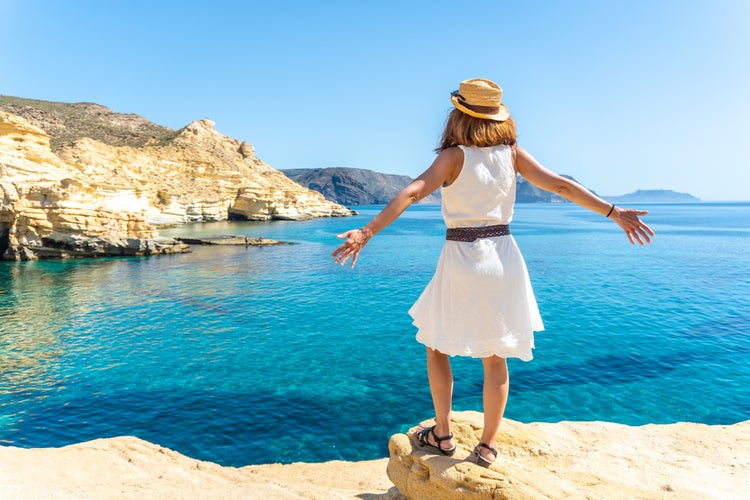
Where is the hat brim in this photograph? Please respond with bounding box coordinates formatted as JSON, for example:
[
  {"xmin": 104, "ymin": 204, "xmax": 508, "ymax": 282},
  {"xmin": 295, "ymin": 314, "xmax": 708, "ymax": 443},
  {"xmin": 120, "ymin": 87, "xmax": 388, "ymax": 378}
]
[{"xmin": 451, "ymin": 95, "xmax": 509, "ymax": 122}]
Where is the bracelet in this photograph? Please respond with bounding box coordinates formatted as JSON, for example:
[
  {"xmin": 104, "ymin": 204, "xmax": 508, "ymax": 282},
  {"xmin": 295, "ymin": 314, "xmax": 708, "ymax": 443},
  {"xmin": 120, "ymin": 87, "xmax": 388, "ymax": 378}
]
[{"xmin": 606, "ymin": 204, "xmax": 615, "ymax": 218}]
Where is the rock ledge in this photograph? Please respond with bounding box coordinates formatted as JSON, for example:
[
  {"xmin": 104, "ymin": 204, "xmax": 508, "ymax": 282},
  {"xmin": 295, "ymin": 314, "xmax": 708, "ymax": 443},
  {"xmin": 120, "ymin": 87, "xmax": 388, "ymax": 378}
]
[{"xmin": 1, "ymin": 412, "xmax": 748, "ymax": 499}]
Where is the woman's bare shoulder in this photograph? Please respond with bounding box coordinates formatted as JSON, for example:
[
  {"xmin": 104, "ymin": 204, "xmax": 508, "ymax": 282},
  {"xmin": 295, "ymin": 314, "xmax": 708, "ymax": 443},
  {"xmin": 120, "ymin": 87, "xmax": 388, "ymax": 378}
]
[
  {"xmin": 437, "ymin": 147, "xmax": 464, "ymax": 187},
  {"xmin": 439, "ymin": 146, "xmax": 463, "ymax": 159}
]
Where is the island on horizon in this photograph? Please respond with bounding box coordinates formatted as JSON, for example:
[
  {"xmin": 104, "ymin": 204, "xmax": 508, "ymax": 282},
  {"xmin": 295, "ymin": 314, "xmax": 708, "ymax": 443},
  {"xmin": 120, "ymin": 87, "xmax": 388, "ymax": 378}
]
[{"xmin": 604, "ymin": 189, "xmax": 700, "ymax": 203}]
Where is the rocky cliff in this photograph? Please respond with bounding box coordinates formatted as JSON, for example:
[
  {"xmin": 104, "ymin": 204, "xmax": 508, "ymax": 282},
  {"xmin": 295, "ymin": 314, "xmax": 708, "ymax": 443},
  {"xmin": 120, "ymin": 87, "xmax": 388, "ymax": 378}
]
[
  {"xmin": 0, "ymin": 98, "xmax": 353, "ymax": 260},
  {"xmin": 52, "ymin": 118, "xmax": 353, "ymax": 225},
  {"xmin": 0, "ymin": 112, "xmax": 188, "ymax": 260}
]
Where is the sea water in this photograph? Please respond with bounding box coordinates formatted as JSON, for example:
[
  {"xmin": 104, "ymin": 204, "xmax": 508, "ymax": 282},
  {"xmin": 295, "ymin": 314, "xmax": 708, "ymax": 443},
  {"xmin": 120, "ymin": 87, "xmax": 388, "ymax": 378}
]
[{"xmin": 0, "ymin": 203, "xmax": 748, "ymax": 466}]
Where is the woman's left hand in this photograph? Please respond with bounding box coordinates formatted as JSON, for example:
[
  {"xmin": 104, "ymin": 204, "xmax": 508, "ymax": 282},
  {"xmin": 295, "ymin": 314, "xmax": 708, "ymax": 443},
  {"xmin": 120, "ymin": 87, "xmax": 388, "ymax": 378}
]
[
  {"xmin": 611, "ymin": 207, "xmax": 655, "ymax": 245},
  {"xmin": 332, "ymin": 228, "xmax": 372, "ymax": 268}
]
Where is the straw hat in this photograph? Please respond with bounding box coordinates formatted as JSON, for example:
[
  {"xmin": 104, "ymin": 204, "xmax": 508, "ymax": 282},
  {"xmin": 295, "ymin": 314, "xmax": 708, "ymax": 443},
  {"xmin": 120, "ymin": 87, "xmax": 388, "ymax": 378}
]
[{"xmin": 450, "ymin": 78, "xmax": 510, "ymax": 121}]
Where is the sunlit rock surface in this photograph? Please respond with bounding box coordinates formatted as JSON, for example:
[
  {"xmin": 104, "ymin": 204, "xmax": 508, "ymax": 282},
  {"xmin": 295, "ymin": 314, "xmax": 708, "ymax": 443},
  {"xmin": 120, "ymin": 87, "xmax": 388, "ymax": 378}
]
[
  {"xmin": 0, "ymin": 108, "xmax": 352, "ymax": 260},
  {"xmin": 387, "ymin": 411, "xmax": 749, "ymax": 499},
  {"xmin": 0, "ymin": 112, "xmax": 188, "ymax": 260},
  {"xmin": 0, "ymin": 411, "xmax": 747, "ymax": 499}
]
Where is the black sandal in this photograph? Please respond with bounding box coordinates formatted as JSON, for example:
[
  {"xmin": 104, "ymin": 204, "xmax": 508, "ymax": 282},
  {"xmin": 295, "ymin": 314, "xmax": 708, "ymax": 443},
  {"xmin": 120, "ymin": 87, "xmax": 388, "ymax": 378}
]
[
  {"xmin": 415, "ymin": 425, "xmax": 457, "ymax": 456},
  {"xmin": 472, "ymin": 442, "xmax": 497, "ymax": 468}
]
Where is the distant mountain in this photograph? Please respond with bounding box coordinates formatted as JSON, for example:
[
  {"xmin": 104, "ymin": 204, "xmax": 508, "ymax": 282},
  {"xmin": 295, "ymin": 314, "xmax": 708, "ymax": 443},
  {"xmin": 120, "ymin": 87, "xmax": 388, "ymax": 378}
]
[
  {"xmin": 282, "ymin": 167, "xmax": 442, "ymax": 205},
  {"xmin": 282, "ymin": 167, "xmax": 584, "ymax": 205},
  {"xmin": 606, "ymin": 189, "xmax": 699, "ymax": 202}
]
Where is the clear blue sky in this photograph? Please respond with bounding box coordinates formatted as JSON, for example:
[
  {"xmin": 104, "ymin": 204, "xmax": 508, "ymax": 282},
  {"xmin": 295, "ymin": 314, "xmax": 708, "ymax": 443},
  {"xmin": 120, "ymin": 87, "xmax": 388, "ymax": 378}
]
[{"xmin": 1, "ymin": 0, "xmax": 748, "ymax": 200}]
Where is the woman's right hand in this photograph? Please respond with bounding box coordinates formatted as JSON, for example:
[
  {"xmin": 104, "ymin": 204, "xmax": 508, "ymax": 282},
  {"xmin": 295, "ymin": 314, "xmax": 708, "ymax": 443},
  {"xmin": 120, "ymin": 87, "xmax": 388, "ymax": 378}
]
[
  {"xmin": 610, "ymin": 207, "xmax": 655, "ymax": 245},
  {"xmin": 331, "ymin": 228, "xmax": 372, "ymax": 268}
]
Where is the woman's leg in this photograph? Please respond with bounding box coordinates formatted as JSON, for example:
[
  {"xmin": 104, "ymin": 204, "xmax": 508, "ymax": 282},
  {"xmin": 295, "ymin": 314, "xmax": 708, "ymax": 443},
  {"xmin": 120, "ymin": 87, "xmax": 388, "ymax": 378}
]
[
  {"xmin": 424, "ymin": 347, "xmax": 456, "ymax": 448},
  {"xmin": 479, "ymin": 355, "xmax": 509, "ymax": 460}
]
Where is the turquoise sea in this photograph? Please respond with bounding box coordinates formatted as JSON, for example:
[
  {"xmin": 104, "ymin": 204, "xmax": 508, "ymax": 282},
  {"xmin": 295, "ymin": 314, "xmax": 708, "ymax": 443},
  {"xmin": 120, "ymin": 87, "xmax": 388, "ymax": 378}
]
[{"xmin": 1, "ymin": 202, "xmax": 749, "ymax": 466}]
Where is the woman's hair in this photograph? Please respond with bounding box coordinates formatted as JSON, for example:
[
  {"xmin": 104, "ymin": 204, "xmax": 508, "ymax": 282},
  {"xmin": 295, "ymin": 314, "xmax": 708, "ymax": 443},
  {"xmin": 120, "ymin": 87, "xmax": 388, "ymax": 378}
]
[{"xmin": 436, "ymin": 108, "xmax": 517, "ymax": 152}]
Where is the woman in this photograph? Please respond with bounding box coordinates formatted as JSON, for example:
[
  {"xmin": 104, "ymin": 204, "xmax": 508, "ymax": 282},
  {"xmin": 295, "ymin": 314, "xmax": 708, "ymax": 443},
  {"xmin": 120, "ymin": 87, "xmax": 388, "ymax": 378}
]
[{"xmin": 332, "ymin": 78, "xmax": 654, "ymax": 467}]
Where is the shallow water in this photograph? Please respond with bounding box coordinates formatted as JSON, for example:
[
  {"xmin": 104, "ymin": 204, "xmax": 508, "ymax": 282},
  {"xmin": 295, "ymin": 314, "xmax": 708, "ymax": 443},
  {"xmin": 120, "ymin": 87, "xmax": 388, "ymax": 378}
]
[{"xmin": 1, "ymin": 202, "xmax": 748, "ymax": 466}]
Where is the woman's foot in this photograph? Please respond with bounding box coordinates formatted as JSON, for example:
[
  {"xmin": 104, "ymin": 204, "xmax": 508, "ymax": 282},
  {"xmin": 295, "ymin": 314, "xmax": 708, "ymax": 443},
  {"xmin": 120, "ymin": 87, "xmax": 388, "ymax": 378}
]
[
  {"xmin": 472, "ymin": 442, "xmax": 497, "ymax": 467},
  {"xmin": 415, "ymin": 424, "xmax": 457, "ymax": 456}
]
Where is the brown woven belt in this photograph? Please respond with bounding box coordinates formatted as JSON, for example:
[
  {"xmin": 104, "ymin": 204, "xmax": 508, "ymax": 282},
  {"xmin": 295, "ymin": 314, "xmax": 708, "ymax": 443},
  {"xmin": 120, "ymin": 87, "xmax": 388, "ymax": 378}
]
[{"xmin": 445, "ymin": 224, "xmax": 510, "ymax": 242}]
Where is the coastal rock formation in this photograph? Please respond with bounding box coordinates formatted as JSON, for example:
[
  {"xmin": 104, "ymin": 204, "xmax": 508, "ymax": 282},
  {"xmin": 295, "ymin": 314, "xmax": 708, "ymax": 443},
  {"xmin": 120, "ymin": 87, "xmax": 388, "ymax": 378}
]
[
  {"xmin": 0, "ymin": 99, "xmax": 353, "ymax": 259},
  {"xmin": 53, "ymin": 118, "xmax": 352, "ymax": 225},
  {"xmin": 388, "ymin": 412, "xmax": 749, "ymax": 499},
  {"xmin": 0, "ymin": 411, "xmax": 747, "ymax": 499},
  {"xmin": 0, "ymin": 112, "xmax": 188, "ymax": 260}
]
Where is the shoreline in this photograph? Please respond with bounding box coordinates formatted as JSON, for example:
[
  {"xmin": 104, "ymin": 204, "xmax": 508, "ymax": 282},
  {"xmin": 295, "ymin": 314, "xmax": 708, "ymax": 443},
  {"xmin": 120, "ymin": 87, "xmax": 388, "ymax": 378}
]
[
  {"xmin": 0, "ymin": 436, "xmax": 397, "ymax": 500},
  {"xmin": 2, "ymin": 414, "xmax": 748, "ymax": 499}
]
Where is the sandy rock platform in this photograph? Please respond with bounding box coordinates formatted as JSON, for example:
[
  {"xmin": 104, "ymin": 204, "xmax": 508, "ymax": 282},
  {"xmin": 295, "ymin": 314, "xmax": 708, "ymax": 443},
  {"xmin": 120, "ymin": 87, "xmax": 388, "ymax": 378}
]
[{"xmin": 1, "ymin": 411, "xmax": 748, "ymax": 499}]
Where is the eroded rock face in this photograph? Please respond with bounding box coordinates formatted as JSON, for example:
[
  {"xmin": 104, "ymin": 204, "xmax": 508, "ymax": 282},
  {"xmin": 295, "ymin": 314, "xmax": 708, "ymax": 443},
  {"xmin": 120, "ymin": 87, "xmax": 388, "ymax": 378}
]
[
  {"xmin": 0, "ymin": 112, "xmax": 188, "ymax": 260},
  {"xmin": 388, "ymin": 411, "xmax": 750, "ymax": 500},
  {"xmin": 0, "ymin": 110, "xmax": 353, "ymax": 260},
  {"xmin": 55, "ymin": 118, "xmax": 353, "ymax": 225}
]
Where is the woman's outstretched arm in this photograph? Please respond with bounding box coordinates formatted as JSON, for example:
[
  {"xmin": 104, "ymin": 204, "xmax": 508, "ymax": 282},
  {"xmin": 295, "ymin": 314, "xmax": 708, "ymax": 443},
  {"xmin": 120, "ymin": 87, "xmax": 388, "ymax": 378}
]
[
  {"xmin": 332, "ymin": 147, "xmax": 462, "ymax": 267},
  {"xmin": 515, "ymin": 146, "xmax": 655, "ymax": 245}
]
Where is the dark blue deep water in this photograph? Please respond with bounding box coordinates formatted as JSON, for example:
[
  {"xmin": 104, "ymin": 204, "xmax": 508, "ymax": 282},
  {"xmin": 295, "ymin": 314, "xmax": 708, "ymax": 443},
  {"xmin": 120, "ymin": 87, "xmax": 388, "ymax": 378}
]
[{"xmin": 1, "ymin": 202, "xmax": 748, "ymax": 466}]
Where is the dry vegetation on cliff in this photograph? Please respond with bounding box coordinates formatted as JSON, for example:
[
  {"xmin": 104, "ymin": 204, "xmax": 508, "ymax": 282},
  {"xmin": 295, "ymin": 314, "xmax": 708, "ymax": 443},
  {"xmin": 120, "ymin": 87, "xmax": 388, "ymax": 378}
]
[{"xmin": 0, "ymin": 95, "xmax": 179, "ymax": 150}]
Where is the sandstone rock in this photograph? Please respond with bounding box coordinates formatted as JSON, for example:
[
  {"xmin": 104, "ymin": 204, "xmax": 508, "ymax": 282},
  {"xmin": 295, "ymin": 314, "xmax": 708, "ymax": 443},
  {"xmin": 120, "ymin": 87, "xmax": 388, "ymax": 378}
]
[
  {"xmin": 175, "ymin": 235, "xmax": 293, "ymax": 246},
  {"xmin": 0, "ymin": 413, "xmax": 747, "ymax": 498},
  {"xmin": 239, "ymin": 140, "xmax": 254, "ymax": 158},
  {"xmin": 1, "ymin": 105, "xmax": 354, "ymax": 259},
  {"xmin": 229, "ymin": 185, "xmax": 352, "ymax": 221},
  {"xmin": 0, "ymin": 436, "xmax": 398, "ymax": 500},
  {"xmin": 388, "ymin": 411, "xmax": 750, "ymax": 499},
  {"xmin": 0, "ymin": 112, "xmax": 188, "ymax": 260},
  {"xmin": 53, "ymin": 115, "xmax": 353, "ymax": 224}
]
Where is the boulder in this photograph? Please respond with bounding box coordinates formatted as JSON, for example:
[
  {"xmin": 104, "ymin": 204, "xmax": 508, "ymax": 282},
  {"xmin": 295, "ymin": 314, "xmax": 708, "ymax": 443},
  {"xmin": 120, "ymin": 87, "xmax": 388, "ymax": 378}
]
[
  {"xmin": 387, "ymin": 411, "xmax": 750, "ymax": 499},
  {"xmin": 238, "ymin": 140, "xmax": 255, "ymax": 158}
]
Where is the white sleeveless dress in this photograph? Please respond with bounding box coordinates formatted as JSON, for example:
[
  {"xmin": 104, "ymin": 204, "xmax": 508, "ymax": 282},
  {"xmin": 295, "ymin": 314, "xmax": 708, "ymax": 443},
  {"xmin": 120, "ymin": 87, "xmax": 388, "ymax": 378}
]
[{"xmin": 409, "ymin": 145, "xmax": 544, "ymax": 361}]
